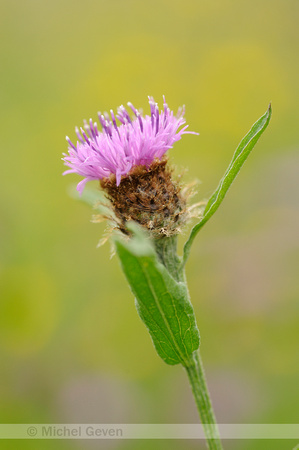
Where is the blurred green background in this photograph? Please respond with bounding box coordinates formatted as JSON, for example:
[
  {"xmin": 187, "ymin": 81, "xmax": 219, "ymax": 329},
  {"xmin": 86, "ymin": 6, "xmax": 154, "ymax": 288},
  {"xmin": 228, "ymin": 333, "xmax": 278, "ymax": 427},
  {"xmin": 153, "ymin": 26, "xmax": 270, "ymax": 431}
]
[{"xmin": 0, "ymin": 0, "xmax": 298, "ymax": 449}]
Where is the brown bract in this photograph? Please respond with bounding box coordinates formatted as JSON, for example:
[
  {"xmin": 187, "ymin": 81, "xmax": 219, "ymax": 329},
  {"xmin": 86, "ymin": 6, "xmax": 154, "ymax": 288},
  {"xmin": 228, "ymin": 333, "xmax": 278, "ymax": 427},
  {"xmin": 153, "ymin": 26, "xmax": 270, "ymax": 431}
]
[{"xmin": 100, "ymin": 158, "xmax": 190, "ymax": 238}]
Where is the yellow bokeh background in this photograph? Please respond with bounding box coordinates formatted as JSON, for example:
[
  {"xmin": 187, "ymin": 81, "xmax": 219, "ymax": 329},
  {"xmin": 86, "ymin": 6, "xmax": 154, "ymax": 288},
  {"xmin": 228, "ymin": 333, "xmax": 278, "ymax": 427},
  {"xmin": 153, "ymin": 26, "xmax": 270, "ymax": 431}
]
[{"xmin": 0, "ymin": 0, "xmax": 298, "ymax": 449}]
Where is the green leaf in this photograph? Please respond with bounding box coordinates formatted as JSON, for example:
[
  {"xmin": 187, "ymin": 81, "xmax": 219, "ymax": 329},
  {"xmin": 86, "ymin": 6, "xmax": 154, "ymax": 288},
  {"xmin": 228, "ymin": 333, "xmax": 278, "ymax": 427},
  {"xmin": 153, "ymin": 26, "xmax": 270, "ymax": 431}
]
[
  {"xmin": 183, "ymin": 104, "xmax": 272, "ymax": 265},
  {"xmin": 114, "ymin": 223, "xmax": 200, "ymax": 366}
]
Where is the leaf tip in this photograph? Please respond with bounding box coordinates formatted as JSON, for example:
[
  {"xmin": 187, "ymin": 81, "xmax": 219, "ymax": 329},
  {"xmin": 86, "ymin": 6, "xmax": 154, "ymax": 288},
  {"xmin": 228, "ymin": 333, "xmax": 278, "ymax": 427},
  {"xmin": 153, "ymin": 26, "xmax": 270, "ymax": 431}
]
[{"xmin": 267, "ymin": 102, "xmax": 272, "ymax": 117}]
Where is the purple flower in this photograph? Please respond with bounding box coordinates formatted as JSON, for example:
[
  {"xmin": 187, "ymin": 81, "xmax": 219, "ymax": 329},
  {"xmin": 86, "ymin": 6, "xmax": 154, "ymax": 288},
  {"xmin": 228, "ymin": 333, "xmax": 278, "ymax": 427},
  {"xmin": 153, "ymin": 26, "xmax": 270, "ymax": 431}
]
[{"xmin": 63, "ymin": 96, "xmax": 198, "ymax": 194}]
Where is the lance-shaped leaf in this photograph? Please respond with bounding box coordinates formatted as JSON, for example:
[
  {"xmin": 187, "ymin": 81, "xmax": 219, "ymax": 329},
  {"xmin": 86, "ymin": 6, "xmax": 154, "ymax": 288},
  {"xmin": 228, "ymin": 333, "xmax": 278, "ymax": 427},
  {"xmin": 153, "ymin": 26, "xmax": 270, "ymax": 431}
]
[
  {"xmin": 114, "ymin": 224, "xmax": 200, "ymax": 366},
  {"xmin": 183, "ymin": 104, "xmax": 272, "ymax": 265}
]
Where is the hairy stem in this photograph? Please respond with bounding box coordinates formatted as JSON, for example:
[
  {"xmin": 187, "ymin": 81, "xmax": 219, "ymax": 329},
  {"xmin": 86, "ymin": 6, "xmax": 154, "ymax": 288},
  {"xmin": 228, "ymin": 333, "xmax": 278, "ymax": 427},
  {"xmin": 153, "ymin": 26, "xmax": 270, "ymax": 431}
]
[
  {"xmin": 184, "ymin": 351, "xmax": 223, "ymax": 449},
  {"xmin": 153, "ymin": 235, "xmax": 222, "ymax": 448},
  {"xmin": 153, "ymin": 236, "xmax": 184, "ymax": 282}
]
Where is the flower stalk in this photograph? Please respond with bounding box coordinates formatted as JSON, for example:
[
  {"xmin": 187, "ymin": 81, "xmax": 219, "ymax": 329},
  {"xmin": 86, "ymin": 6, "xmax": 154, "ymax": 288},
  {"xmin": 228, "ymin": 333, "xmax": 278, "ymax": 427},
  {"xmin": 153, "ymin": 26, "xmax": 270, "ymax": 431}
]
[
  {"xmin": 154, "ymin": 235, "xmax": 223, "ymax": 448},
  {"xmin": 154, "ymin": 236, "xmax": 223, "ymax": 450},
  {"xmin": 184, "ymin": 351, "xmax": 223, "ymax": 449},
  {"xmin": 153, "ymin": 236, "xmax": 184, "ymax": 282}
]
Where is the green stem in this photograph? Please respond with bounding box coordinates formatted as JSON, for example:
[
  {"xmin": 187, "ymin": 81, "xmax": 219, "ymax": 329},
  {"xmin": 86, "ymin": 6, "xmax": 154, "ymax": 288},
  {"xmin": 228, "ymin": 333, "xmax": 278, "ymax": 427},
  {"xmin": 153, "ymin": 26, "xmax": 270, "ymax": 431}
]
[
  {"xmin": 153, "ymin": 235, "xmax": 222, "ymax": 448},
  {"xmin": 153, "ymin": 236, "xmax": 184, "ymax": 282},
  {"xmin": 184, "ymin": 351, "xmax": 223, "ymax": 450}
]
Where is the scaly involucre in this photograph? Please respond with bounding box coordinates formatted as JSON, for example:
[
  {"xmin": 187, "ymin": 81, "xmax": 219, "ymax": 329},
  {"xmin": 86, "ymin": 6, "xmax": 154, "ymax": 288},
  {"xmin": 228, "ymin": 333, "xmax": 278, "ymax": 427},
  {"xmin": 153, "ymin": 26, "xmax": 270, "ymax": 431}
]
[{"xmin": 63, "ymin": 96, "xmax": 197, "ymax": 193}]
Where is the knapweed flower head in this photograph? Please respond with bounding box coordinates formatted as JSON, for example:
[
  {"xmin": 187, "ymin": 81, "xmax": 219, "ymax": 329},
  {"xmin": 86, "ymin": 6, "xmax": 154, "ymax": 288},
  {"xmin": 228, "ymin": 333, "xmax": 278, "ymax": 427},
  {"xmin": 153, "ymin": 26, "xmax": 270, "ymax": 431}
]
[
  {"xmin": 63, "ymin": 96, "xmax": 200, "ymax": 238},
  {"xmin": 63, "ymin": 96, "xmax": 196, "ymax": 193}
]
